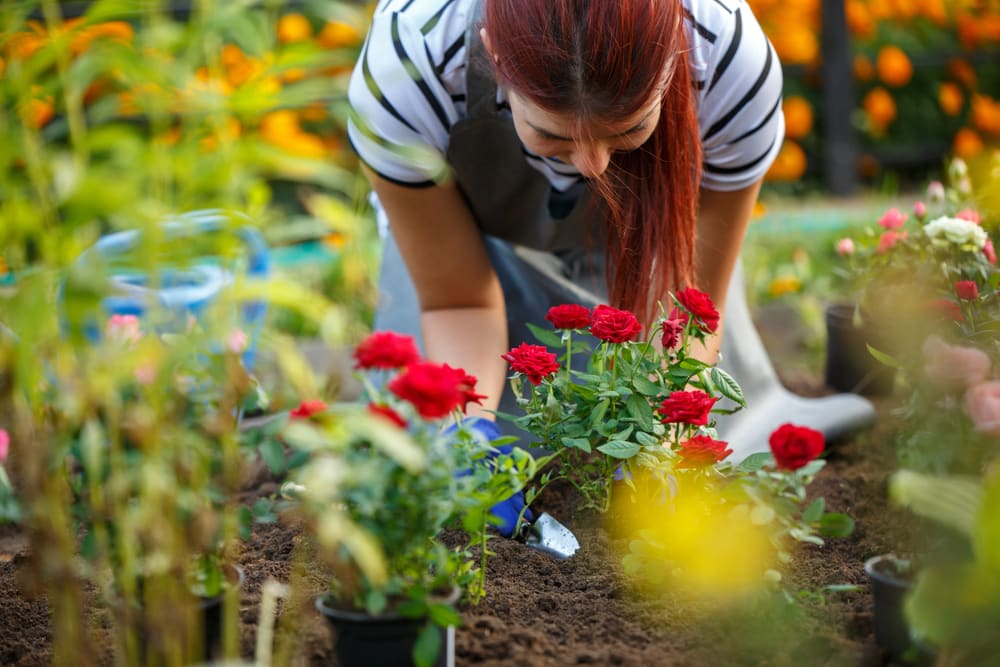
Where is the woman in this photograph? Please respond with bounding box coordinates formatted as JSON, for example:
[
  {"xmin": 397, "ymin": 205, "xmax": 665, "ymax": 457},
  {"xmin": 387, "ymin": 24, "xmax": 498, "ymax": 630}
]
[{"xmin": 347, "ymin": 0, "xmax": 873, "ymax": 509}]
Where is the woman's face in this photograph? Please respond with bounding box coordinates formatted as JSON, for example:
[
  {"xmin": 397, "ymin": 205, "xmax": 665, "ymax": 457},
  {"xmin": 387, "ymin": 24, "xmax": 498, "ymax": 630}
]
[{"xmin": 507, "ymin": 90, "xmax": 662, "ymax": 179}]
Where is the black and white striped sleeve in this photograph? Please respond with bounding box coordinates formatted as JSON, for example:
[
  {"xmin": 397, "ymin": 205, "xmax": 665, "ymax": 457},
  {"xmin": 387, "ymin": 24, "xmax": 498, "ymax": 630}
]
[
  {"xmin": 347, "ymin": 8, "xmax": 460, "ymax": 187},
  {"xmin": 697, "ymin": 3, "xmax": 784, "ymax": 191}
]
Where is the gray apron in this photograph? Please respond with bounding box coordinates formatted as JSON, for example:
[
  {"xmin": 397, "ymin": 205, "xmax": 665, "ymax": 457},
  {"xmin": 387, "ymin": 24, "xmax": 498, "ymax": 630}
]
[{"xmin": 374, "ymin": 1, "xmax": 610, "ymax": 438}]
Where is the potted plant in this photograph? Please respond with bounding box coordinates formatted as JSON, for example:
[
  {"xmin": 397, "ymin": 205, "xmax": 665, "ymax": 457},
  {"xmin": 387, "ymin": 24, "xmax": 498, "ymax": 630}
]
[
  {"xmin": 499, "ymin": 292, "xmax": 855, "ymax": 593},
  {"xmin": 280, "ymin": 330, "xmax": 535, "ymax": 667},
  {"xmin": 830, "ymin": 160, "xmax": 997, "ymax": 396}
]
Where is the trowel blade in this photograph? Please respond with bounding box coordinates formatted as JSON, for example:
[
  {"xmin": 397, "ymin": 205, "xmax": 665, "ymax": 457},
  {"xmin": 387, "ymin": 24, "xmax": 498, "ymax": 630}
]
[{"xmin": 523, "ymin": 512, "xmax": 580, "ymax": 559}]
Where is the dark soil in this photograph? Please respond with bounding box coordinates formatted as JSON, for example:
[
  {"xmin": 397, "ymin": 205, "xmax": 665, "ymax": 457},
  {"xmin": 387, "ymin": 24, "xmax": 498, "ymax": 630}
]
[{"xmin": 0, "ymin": 379, "xmax": 918, "ymax": 666}]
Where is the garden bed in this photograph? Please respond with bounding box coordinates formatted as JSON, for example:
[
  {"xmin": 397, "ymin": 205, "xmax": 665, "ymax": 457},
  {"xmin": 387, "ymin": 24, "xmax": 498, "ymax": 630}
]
[{"xmin": 0, "ymin": 376, "xmax": 914, "ymax": 666}]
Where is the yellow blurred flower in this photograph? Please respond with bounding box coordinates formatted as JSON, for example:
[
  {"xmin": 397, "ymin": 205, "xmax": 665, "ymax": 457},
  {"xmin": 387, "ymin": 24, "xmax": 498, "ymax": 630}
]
[
  {"xmin": 876, "ymin": 45, "xmax": 913, "ymax": 88},
  {"xmin": 318, "ymin": 21, "xmax": 363, "ymax": 49},
  {"xmin": 768, "ymin": 275, "xmax": 802, "ymax": 298},
  {"xmin": 260, "ymin": 110, "xmax": 327, "ymax": 158},
  {"xmin": 939, "ymin": 82, "xmax": 964, "ymax": 116},
  {"xmin": 765, "ymin": 140, "xmax": 808, "ymax": 182},
  {"xmin": 782, "ymin": 96, "xmax": 814, "ymax": 139},
  {"xmin": 277, "ymin": 13, "xmax": 313, "ymax": 44},
  {"xmin": 771, "ymin": 26, "xmax": 819, "ymax": 65}
]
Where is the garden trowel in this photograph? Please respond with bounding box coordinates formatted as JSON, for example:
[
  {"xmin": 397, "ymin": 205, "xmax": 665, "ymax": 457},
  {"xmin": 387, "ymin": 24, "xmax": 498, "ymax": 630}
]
[{"xmin": 518, "ymin": 512, "xmax": 580, "ymax": 559}]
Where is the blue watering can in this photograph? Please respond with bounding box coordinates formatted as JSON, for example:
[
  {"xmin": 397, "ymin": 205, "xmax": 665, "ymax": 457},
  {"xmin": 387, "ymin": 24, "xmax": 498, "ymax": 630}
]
[{"xmin": 59, "ymin": 209, "xmax": 270, "ymax": 370}]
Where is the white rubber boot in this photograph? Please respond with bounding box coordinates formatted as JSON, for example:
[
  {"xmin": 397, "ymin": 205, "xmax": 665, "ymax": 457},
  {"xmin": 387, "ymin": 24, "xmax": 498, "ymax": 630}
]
[{"xmin": 715, "ymin": 262, "xmax": 877, "ymax": 462}]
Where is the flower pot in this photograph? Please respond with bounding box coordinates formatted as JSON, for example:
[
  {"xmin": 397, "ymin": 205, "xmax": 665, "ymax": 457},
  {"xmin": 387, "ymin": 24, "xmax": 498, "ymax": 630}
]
[
  {"xmin": 315, "ymin": 589, "xmax": 459, "ymax": 667},
  {"xmin": 824, "ymin": 303, "xmax": 896, "ymax": 396},
  {"xmin": 199, "ymin": 564, "xmax": 246, "ymax": 661},
  {"xmin": 864, "ymin": 554, "xmax": 933, "ymax": 665}
]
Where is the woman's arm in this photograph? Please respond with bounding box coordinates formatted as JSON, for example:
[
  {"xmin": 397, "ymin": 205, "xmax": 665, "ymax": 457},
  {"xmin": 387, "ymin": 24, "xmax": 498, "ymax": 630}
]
[
  {"xmin": 691, "ymin": 177, "xmax": 765, "ymax": 362},
  {"xmin": 365, "ymin": 168, "xmax": 509, "ymax": 419}
]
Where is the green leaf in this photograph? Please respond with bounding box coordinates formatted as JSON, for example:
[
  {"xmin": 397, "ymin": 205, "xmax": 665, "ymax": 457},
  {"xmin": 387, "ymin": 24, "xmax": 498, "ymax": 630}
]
[
  {"xmin": 526, "ymin": 322, "xmax": 564, "ymax": 348},
  {"xmin": 866, "ymin": 344, "xmax": 901, "ymax": 369},
  {"xmin": 890, "ymin": 470, "xmax": 982, "ymax": 538},
  {"xmin": 632, "ymin": 374, "xmax": 662, "ymax": 396},
  {"xmin": 635, "ymin": 431, "xmax": 660, "ymax": 447},
  {"xmin": 711, "ymin": 368, "xmax": 746, "ymax": 407},
  {"xmin": 737, "ymin": 452, "xmax": 772, "ymax": 472},
  {"xmin": 412, "ymin": 622, "xmax": 441, "ymax": 667},
  {"xmin": 562, "ymin": 437, "xmax": 592, "ymax": 453},
  {"xmin": 802, "ymin": 498, "xmax": 826, "ymax": 523},
  {"xmin": 597, "ymin": 440, "xmax": 640, "ymax": 459},
  {"xmin": 589, "ymin": 399, "xmax": 610, "ymax": 429},
  {"xmin": 427, "ymin": 602, "xmax": 462, "ymax": 627},
  {"xmin": 625, "ymin": 393, "xmax": 655, "ymax": 431},
  {"xmin": 818, "ymin": 513, "xmax": 855, "ymax": 538},
  {"xmin": 259, "ymin": 438, "xmax": 286, "ymax": 474},
  {"xmin": 366, "ymin": 590, "xmax": 387, "ymax": 615}
]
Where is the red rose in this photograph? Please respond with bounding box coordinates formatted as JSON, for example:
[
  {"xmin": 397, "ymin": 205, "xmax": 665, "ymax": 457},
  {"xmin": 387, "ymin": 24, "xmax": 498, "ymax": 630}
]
[
  {"xmin": 661, "ymin": 308, "xmax": 689, "ymax": 349},
  {"xmin": 353, "ymin": 331, "xmax": 421, "ymax": 370},
  {"xmin": 768, "ymin": 423, "xmax": 824, "ymax": 471},
  {"xmin": 955, "ymin": 280, "xmax": 979, "ymax": 301},
  {"xmin": 290, "ymin": 399, "xmax": 327, "ymax": 419},
  {"xmin": 388, "ymin": 362, "xmax": 466, "ymax": 419},
  {"xmin": 926, "ymin": 298, "xmax": 964, "ymax": 321},
  {"xmin": 676, "ymin": 435, "xmax": 733, "ymax": 468},
  {"xmin": 984, "ymin": 239, "xmax": 996, "ymax": 265},
  {"xmin": 658, "ymin": 390, "xmax": 718, "ymax": 426},
  {"xmin": 675, "ymin": 288, "xmax": 720, "ymax": 333},
  {"xmin": 457, "ymin": 371, "xmax": 488, "ymax": 411},
  {"xmin": 590, "ymin": 304, "xmax": 642, "ymax": 343},
  {"xmin": 546, "ymin": 304, "xmax": 592, "ymax": 330},
  {"xmin": 367, "ymin": 403, "xmax": 408, "ymax": 428},
  {"xmin": 501, "ymin": 343, "xmax": 560, "ymax": 385}
]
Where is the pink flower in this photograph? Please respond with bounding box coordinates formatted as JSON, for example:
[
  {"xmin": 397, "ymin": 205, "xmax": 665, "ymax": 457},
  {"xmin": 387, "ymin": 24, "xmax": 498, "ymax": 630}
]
[
  {"xmin": 878, "ymin": 207, "xmax": 907, "ymax": 230},
  {"xmin": 955, "ymin": 208, "xmax": 982, "ymax": 224},
  {"xmin": 0, "ymin": 429, "xmax": 8, "ymax": 463},
  {"xmin": 955, "ymin": 281, "xmax": 979, "ymax": 301},
  {"xmin": 106, "ymin": 314, "xmax": 142, "ymax": 343},
  {"xmin": 876, "ymin": 230, "xmax": 905, "ymax": 254},
  {"xmin": 836, "ymin": 238, "xmax": 855, "ymax": 256},
  {"xmin": 134, "ymin": 363, "xmax": 157, "ymax": 386},
  {"xmin": 922, "ymin": 335, "xmax": 991, "ymax": 391},
  {"xmin": 227, "ymin": 329, "xmax": 248, "ymax": 354},
  {"xmin": 964, "ymin": 381, "xmax": 1000, "ymax": 438},
  {"xmin": 913, "ymin": 201, "xmax": 927, "ymax": 220},
  {"xmin": 984, "ymin": 239, "xmax": 996, "ymax": 265},
  {"xmin": 926, "ymin": 181, "xmax": 945, "ymax": 204}
]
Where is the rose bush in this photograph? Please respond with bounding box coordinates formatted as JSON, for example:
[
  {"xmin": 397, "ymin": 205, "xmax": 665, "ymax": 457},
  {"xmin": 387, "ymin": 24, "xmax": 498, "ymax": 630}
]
[{"xmin": 497, "ymin": 291, "xmax": 854, "ymax": 591}]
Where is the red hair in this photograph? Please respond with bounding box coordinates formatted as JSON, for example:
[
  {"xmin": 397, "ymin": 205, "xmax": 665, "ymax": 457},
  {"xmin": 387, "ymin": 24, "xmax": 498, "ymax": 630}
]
[{"xmin": 483, "ymin": 0, "xmax": 702, "ymax": 325}]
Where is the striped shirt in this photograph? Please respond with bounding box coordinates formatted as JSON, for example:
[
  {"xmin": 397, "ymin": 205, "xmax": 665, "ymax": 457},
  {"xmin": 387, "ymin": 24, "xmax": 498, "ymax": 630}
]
[{"xmin": 348, "ymin": 0, "xmax": 785, "ymax": 193}]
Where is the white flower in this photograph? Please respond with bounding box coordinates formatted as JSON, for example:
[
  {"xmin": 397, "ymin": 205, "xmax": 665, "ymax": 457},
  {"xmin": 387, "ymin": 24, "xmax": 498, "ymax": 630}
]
[{"xmin": 923, "ymin": 216, "xmax": 989, "ymax": 248}]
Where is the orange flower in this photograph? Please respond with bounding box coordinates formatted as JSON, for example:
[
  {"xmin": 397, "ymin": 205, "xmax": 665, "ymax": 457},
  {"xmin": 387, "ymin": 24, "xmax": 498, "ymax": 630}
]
[
  {"xmin": 70, "ymin": 20, "xmax": 133, "ymax": 55},
  {"xmin": 277, "ymin": 13, "xmax": 313, "ymax": 44},
  {"xmin": 918, "ymin": 0, "xmax": 948, "ymax": 26},
  {"xmin": 765, "ymin": 140, "xmax": 807, "ymax": 182},
  {"xmin": 948, "ymin": 58, "xmax": 977, "ymax": 90},
  {"xmin": 863, "ymin": 87, "xmax": 896, "ymax": 132},
  {"xmin": 318, "ymin": 21, "xmax": 363, "ymax": 49},
  {"xmin": 957, "ymin": 11, "xmax": 981, "ymax": 51},
  {"xmin": 939, "ymin": 82, "xmax": 964, "ymax": 116},
  {"xmin": 25, "ymin": 96, "xmax": 55, "ymax": 129},
  {"xmin": 970, "ymin": 95, "xmax": 1000, "ymax": 136},
  {"xmin": 853, "ymin": 55, "xmax": 875, "ymax": 82},
  {"xmin": 876, "ymin": 46, "xmax": 912, "ymax": 88},
  {"xmin": 782, "ymin": 96, "xmax": 814, "ymax": 139},
  {"xmin": 845, "ymin": 0, "xmax": 875, "ymax": 38},
  {"xmin": 953, "ymin": 127, "xmax": 983, "ymax": 159},
  {"xmin": 260, "ymin": 110, "xmax": 327, "ymax": 158}
]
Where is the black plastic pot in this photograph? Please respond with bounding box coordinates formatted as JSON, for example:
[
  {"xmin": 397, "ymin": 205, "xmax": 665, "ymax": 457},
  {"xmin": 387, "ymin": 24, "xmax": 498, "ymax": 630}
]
[
  {"xmin": 316, "ymin": 589, "xmax": 458, "ymax": 667},
  {"xmin": 864, "ymin": 554, "xmax": 933, "ymax": 665},
  {"xmin": 199, "ymin": 564, "xmax": 246, "ymax": 661},
  {"xmin": 824, "ymin": 303, "xmax": 896, "ymax": 396}
]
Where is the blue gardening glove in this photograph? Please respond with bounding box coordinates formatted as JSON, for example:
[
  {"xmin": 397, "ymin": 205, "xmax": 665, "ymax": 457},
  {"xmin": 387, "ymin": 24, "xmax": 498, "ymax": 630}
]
[{"xmin": 448, "ymin": 417, "xmax": 533, "ymax": 538}]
